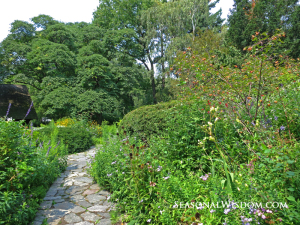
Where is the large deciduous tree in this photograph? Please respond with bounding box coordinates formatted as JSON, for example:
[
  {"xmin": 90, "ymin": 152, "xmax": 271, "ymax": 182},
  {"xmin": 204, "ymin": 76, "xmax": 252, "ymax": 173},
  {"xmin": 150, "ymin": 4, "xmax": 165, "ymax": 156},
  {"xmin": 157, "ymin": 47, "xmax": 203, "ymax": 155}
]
[
  {"xmin": 0, "ymin": 17, "xmax": 149, "ymax": 123},
  {"xmin": 93, "ymin": 0, "xmax": 223, "ymax": 103}
]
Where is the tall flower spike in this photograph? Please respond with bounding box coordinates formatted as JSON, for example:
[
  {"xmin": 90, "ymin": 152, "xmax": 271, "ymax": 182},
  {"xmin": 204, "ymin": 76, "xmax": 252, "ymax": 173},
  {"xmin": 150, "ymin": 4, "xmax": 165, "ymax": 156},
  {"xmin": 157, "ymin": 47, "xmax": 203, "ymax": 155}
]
[
  {"xmin": 24, "ymin": 101, "xmax": 33, "ymax": 120},
  {"xmin": 5, "ymin": 103, "xmax": 12, "ymax": 118}
]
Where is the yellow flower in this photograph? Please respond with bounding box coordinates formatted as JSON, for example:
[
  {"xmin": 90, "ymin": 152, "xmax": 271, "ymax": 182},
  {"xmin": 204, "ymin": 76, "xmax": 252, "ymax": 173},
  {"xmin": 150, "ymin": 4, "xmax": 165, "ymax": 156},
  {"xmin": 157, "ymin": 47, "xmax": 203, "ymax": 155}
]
[{"xmin": 209, "ymin": 136, "xmax": 215, "ymax": 141}]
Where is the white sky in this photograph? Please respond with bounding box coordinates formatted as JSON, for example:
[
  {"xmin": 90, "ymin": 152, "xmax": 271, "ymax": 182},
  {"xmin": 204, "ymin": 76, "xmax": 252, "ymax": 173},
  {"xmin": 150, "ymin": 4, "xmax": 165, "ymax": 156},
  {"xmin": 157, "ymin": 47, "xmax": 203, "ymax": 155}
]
[{"xmin": 0, "ymin": 0, "xmax": 234, "ymax": 43}]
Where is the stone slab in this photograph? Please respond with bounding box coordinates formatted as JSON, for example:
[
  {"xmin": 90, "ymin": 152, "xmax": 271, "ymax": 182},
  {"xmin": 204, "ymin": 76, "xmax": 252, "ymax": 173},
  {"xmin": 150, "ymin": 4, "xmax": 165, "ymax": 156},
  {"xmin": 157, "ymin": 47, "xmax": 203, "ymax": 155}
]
[
  {"xmin": 53, "ymin": 202, "xmax": 77, "ymax": 211},
  {"xmin": 44, "ymin": 196, "xmax": 62, "ymax": 201},
  {"xmin": 89, "ymin": 184, "xmax": 100, "ymax": 190},
  {"xmin": 98, "ymin": 219, "xmax": 112, "ymax": 225},
  {"xmin": 87, "ymin": 205, "xmax": 110, "ymax": 212},
  {"xmin": 86, "ymin": 194, "xmax": 106, "ymax": 204},
  {"xmin": 64, "ymin": 213, "xmax": 82, "ymax": 223},
  {"xmin": 81, "ymin": 211, "xmax": 100, "ymax": 222},
  {"xmin": 82, "ymin": 189, "xmax": 98, "ymax": 196},
  {"xmin": 78, "ymin": 200, "xmax": 92, "ymax": 208},
  {"xmin": 71, "ymin": 206, "xmax": 86, "ymax": 213},
  {"xmin": 74, "ymin": 222, "xmax": 94, "ymax": 225},
  {"xmin": 74, "ymin": 177, "xmax": 93, "ymax": 183},
  {"xmin": 39, "ymin": 201, "xmax": 52, "ymax": 210}
]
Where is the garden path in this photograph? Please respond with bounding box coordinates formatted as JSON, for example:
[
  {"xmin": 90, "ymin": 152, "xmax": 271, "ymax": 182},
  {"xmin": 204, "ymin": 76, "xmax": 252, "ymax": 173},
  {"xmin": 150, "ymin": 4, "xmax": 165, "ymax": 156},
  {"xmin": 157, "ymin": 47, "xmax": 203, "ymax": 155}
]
[{"xmin": 32, "ymin": 146, "xmax": 114, "ymax": 225}]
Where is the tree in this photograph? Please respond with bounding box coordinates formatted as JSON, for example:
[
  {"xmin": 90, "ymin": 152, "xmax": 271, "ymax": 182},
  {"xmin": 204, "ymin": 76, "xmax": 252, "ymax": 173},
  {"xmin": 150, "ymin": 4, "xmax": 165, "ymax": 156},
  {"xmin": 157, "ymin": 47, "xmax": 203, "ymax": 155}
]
[
  {"xmin": 141, "ymin": 0, "xmax": 223, "ymax": 89},
  {"xmin": 9, "ymin": 20, "xmax": 36, "ymax": 43},
  {"xmin": 1, "ymin": 18, "xmax": 150, "ymax": 123},
  {"xmin": 93, "ymin": 0, "xmax": 158, "ymax": 103},
  {"xmin": 31, "ymin": 14, "xmax": 58, "ymax": 30},
  {"xmin": 227, "ymin": 0, "xmax": 300, "ymax": 58},
  {"xmin": 93, "ymin": 0, "xmax": 223, "ymax": 103}
]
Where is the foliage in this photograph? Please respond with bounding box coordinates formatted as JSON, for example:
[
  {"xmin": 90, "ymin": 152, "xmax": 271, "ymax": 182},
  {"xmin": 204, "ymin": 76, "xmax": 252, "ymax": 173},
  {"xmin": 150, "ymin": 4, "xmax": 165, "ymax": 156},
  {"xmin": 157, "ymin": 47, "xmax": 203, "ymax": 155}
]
[
  {"xmin": 118, "ymin": 100, "xmax": 181, "ymax": 139},
  {"xmin": 34, "ymin": 120, "xmax": 93, "ymax": 154},
  {"xmin": 93, "ymin": 0, "xmax": 223, "ymax": 104},
  {"xmin": 0, "ymin": 18, "xmax": 150, "ymax": 123},
  {"xmin": 173, "ymin": 31, "xmax": 300, "ymax": 144},
  {"xmin": 91, "ymin": 121, "xmax": 300, "ymax": 224},
  {"xmin": 55, "ymin": 117, "xmax": 75, "ymax": 127},
  {"xmin": 0, "ymin": 119, "xmax": 67, "ymax": 225},
  {"xmin": 91, "ymin": 32, "xmax": 300, "ymax": 224},
  {"xmin": 226, "ymin": 0, "xmax": 300, "ymax": 58}
]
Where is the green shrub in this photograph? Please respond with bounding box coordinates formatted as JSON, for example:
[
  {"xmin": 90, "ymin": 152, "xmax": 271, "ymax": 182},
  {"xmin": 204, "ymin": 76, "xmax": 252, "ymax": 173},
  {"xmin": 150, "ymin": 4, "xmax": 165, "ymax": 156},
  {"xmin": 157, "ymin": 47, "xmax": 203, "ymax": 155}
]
[
  {"xmin": 118, "ymin": 100, "xmax": 181, "ymax": 138},
  {"xmin": 119, "ymin": 98, "xmax": 247, "ymax": 170},
  {"xmin": 36, "ymin": 125, "xmax": 93, "ymax": 154},
  {"xmin": 0, "ymin": 119, "xmax": 67, "ymax": 225}
]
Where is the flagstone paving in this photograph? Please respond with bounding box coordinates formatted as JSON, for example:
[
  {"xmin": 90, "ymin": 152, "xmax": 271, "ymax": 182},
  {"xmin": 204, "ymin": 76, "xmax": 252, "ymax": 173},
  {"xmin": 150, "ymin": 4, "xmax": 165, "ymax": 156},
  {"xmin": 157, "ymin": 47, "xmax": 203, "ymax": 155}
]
[{"xmin": 32, "ymin": 146, "xmax": 116, "ymax": 225}]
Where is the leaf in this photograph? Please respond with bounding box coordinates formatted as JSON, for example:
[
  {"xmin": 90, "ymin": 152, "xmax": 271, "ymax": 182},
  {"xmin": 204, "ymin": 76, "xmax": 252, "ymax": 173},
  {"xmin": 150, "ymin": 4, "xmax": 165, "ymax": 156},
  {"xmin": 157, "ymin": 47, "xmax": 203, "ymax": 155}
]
[
  {"xmin": 286, "ymin": 171, "xmax": 295, "ymax": 177},
  {"xmin": 288, "ymin": 188, "xmax": 294, "ymax": 192},
  {"xmin": 127, "ymin": 220, "xmax": 138, "ymax": 225},
  {"xmin": 261, "ymin": 144, "xmax": 268, "ymax": 150},
  {"xmin": 287, "ymin": 196, "xmax": 296, "ymax": 202},
  {"xmin": 287, "ymin": 160, "xmax": 294, "ymax": 164}
]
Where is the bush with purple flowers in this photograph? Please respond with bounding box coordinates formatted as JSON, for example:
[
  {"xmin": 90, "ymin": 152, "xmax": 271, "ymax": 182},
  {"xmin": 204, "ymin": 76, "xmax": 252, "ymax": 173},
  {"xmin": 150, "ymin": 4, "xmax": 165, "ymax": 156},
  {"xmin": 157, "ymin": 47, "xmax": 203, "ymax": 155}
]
[{"xmin": 0, "ymin": 118, "xmax": 68, "ymax": 225}]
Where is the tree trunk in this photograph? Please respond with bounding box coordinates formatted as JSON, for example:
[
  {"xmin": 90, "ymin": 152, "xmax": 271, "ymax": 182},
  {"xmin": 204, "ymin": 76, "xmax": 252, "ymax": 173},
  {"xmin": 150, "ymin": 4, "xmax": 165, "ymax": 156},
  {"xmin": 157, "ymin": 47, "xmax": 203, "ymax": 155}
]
[
  {"xmin": 149, "ymin": 57, "xmax": 157, "ymax": 104},
  {"xmin": 161, "ymin": 31, "xmax": 165, "ymax": 90}
]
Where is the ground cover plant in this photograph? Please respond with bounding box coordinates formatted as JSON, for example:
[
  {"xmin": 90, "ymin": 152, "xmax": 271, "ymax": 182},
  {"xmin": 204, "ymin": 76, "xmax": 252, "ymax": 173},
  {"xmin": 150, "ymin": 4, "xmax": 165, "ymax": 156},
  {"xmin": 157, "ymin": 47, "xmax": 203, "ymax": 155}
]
[
  {"xmin": 0, "ymin": 118, "xmax": 68, "ymax": 225},
  {"xmin": 90, "ymin": 32, "xmax": 300, "ymax": 224}
]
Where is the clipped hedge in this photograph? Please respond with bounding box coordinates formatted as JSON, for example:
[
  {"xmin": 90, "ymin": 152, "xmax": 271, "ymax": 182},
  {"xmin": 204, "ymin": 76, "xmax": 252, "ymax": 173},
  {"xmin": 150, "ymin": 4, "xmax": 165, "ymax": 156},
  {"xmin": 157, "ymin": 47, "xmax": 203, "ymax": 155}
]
[
  {"xmin": 118, "ymin": 100, "xmax": 185, "ymax": 138},
  {"xmin": 35, "ymin": 126, "xmax": 93, "ymax": 154}
]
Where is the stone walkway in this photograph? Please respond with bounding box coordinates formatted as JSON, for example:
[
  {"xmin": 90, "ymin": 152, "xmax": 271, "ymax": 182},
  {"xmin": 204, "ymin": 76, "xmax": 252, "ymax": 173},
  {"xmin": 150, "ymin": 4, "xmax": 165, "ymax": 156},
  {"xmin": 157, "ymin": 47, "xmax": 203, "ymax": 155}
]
[{"xmin": 32, "ymin": 146, "xmax": 114, "ymax": 225}]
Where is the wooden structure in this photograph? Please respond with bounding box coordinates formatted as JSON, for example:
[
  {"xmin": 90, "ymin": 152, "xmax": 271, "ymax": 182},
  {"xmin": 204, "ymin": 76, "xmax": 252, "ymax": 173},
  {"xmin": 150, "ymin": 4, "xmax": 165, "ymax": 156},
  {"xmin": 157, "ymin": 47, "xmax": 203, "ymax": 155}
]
[{"xmin": 0, "ymin": 84, "xmax": 38, "ymax": 121}]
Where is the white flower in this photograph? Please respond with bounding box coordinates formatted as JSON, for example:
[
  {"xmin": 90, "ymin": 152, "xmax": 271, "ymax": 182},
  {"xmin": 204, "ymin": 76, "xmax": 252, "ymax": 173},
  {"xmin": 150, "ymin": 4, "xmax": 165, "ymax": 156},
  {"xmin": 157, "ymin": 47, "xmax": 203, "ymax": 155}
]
[
  {"xmin": 210, "ymin": 106, "xmax": 215, "ymax": 112},
  {"xmin": 147, "ymin": 219, "xmax": 151, "ymax": 223},
  {"xmin": 198, "ymin": 140, "xmax": 204, "ymax": 146},
  {"xmin": 215, "ymin": 117, "xmax": 219, "ymax": 122},
  {"xmin": 208, "ymin": 122, "xmax": 213, "ymax": 126}
]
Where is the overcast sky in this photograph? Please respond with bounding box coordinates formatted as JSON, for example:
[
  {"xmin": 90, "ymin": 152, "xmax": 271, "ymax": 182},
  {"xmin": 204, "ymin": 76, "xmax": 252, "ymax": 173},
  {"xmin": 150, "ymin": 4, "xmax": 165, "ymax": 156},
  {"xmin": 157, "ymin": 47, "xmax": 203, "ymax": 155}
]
[{"xmin": 0, "ymin": 0, "xmax": 234, "ymax": 43}]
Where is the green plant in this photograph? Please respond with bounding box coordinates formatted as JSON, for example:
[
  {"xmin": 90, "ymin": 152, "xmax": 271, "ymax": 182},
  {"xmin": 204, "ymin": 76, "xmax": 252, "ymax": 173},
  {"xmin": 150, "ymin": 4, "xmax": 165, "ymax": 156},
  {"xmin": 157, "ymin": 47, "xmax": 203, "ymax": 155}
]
[
  {"xmin": 0, "ymin": 118, "xmax": 67, "ymax": 225},
  {"xmin": 90, "ymin": 31, "xmax": 300, "ymax": 225},
  {"xmin": 34, "ymin": 121, "xmax": 93, "ymax": 154}
]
